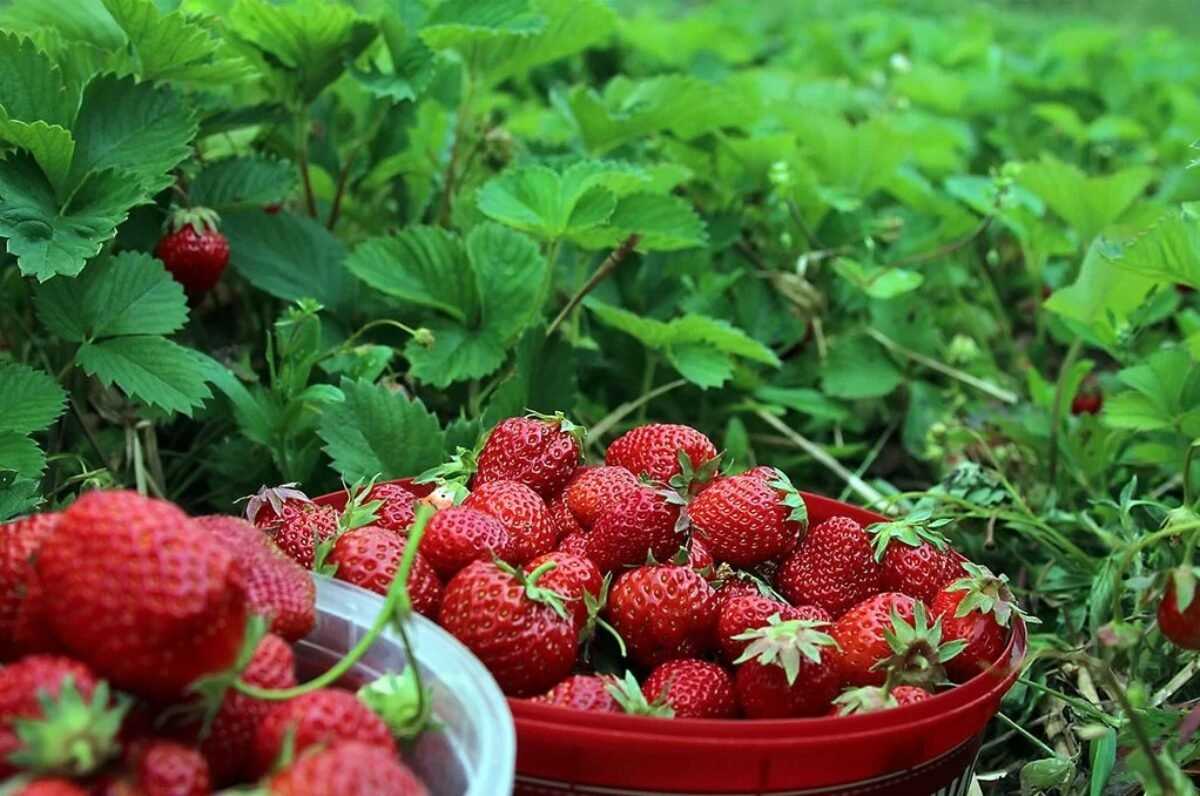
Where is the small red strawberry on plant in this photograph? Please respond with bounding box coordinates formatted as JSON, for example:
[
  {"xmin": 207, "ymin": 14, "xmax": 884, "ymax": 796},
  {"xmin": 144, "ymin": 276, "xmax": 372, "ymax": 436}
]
[
  {"xmin": 155, "ymin": 206, "xmax": 230, "ymax": 300},
  {"xmin": 36, "ymin": 490, "xmax": 247, "ymax": 700},
  {"xmin": 717, "ymin": 595, "xmax": 827, "ymax": 664},
  {"xmin": 867, "ymin": 510, "xmax": 961, "ymax": 603},
  {"xmin": 777, "ymin": 515, "xmax": 883, "ymax": 618},
  {"xmin": 932, "ymin": 562, "xmax": 1034, "ymax": 682},
  {"xmin": 564, "ymin": 466, "xmax": 640, "ymax": 530},
  {"xmin": 252, "ymin": 687, "xmax": 396, "ymax": 777},
  {"xmin": 268, "ymin": 740, "xmax": 428, "ymax": 796},
  {"xmin": 438, "ymin": 559, "xmax": 578, "ymax": 696},
  {"xmin": 1071, "ymin": 391, "xmax": 1103, "ymax": 415},
  {"xmin": 1159, "ymin": 564, "xmax": 1200, "ymax": 650},
  {"xmin": 830, "ymin": 684, "xmax": 931, "ymax": 716},
  {"xmin": 642, "ymin": 659, "xmax": 737, "ymax": 719},
  {"xmin": 688, "ymin": 468, "xmax": 807, "ymax": 567},
  {"xmin": 464, "ymin": 480, "xmax": 557, "ymax": 564},
  {"xmin": 605, "ymin": 423, "xmax": 719, "ymax": 483},
  {"xmin": 419, "ymin": 506, "xmax": 510, "ymax": 579},
  {"xmin": 474, "ymin": 413, "xmax": 585, "ymax": 498},
  {"xmin": 732, "ymin": 615, "xmax": 842, "ymax": 718},
  {"xmin": 606, "ymin": 561, "xmax": 717, "ymax": 667}
]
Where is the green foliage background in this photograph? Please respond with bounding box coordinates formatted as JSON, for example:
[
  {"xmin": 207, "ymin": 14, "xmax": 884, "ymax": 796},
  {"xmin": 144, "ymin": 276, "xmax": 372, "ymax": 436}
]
[{"xmin": 1, "ymin": 0, "xmax": 1200, "ymax": 791}]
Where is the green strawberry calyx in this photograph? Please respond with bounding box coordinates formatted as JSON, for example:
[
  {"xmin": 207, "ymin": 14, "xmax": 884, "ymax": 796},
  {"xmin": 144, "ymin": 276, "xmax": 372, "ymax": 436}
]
[
  {"xmin": 768, "ymin": 469, "xmax": 810, "ymax": 531},
  {"xmin": 9, "ymin": 679, "xmax": 131, "ymax": 777},
  {"xmin": 831, "ymin": 684, "xmax": 902, "ymax": 717},
  {"xmin": 358, "ymin": 670, "xmax": 435, "ymax": 742},
  {"xmin": 605, "ymin": 672, "xmax": 674, "ymax": 718},
  {"xmin": 525, "ymin": 409, "xmax": 588, "ymax": 446},
  {"xmin": 947, "ymin": 561, "xmax": 1040, "ymax": 627},
  {"xmin": 164, "ymin": 205, "xmax": 220, "ymax": 235},
  {"xmin": 413, "ymin": 445, "xmax": 478, "ymax": 490},
  {"xmin": 496, "ymin": 559, "xmax": 572, "ymax": 621},
  {"xmin": 732, "ymin": 614, "xmax": 838, "ymax": 686},
  {"xmin": 240, "ymin": 482, "xmax": 311, "ymax": 525},
  {"xmin": 866, "ymin": 507, "xmax": 953, "ymax": 562},
  {"xmin": 712, "ymin": 564, "xmax": 789, "ymax": 603},
  {"xmin": 876, "ymin": 603, "xmax": 965, "ymax": 690},
  {"xmin": 581, "ymin": 574, "xmax": 629, "ymax": 659},
  {"xmin": 312, "ymin": 476, "xmax": 384, "ymax": 575},
  {"xmin": 668, "ymin": 449, "xmax": 724, "ymax": 496}
]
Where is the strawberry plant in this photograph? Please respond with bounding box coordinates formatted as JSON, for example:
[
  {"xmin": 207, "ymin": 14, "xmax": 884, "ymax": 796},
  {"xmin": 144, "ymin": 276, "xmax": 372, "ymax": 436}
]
[{"xmin": 2, "ymin": 0, "xmax": 1200, "ymax": 792}]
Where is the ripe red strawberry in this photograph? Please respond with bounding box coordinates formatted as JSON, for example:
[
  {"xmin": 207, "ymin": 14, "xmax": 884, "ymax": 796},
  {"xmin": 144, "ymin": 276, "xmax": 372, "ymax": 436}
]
[
  {"xmin": 777, "ymin": 515, "xmax": 883, "ymax": 617},
  {"xmin": 1, "ymin": 514, "xmax": 60, "ymax": 660},
  {"xmin": 1160, "ymin": 567, "xmax": 1200, "ymax": 650},
  {"xmin": 833, "ymin": 594, "xmax": 963, "ymax": 689},
  {"xmin": 36, "ymin": 491, "xmax": 246, "ymax": 700},
  {"xmin": 717, "ymin": 594, "xmax": 817, "ymax": 664},
  {"xmin": 732, "ymin": 616, "xmax": 841, "ymax": 718},
  {"xmin": 154, "ymin": 207, "xmax": 229, "ymax": 299},
  {"xmin": 200, "ymin": 634, "xmax": 296, "ymax": 785},
  {"xmin": 585, "ymin": 487, "xmax": 682, "ymax": 575},
  {"xmin": 564, "ymin": 466, "xmax": 640, "ymax": 530},
  {"xmin": 253, "ymin": 688, "xmax": 395, "ymax": 777},
  {"xmin": 474, "ymin": 414, "xmax": 584, "ymax": 498},
  {"xmin": 830, "ymin": 685, "xmax": 931, "ymax": 716},
  {"xmin": 556, "ymin": 531, "xmax": 590, "ymax": 558},
  {"xmin": 533, "ymin": 675, "xmax": 620, "ymax": 713},
  {"xmin": 464, "ymin": 480, "xmax": 557, "ymax": 565},
  {"xmin": 642, "ymin": 659, "xmax": 736, "ymax": 719},
  {"xmin": 1071, "ymin": 392, "xmax": 1102, "ymax": 415},
  {"xmin": 367, "ymin": 483, "xmax": 418, "ymax": 534},
  {"xmin": 867, "ymin": 514, "xmax": 960, "ymax": 603},
  {"xmin": 11, "ymin": 779, "xmax": 88, "ymax": 796},
  {"xmin": 606, "ymin": 563, "xmax": 717, "ymax": 667},
  {"xmin": 127, "ymin": 739, "xmax": 210, "ymax": 796},
  {"xmin": 688, "ymin": 469, "xmax": 806, "ymax": 567},
  {"xmin": 547, "ymin": 492, "xmax": 585, "ymax": 539},
  {"xmin": 687, "ymin": 537, "xmax": 714, "ymax": 571},
  {"xmin": 439, "ymin": 559, "xmax": 578, "ymax": 696},
  {"xmin": 0, "ymin": 655, "xmax": 123, "ymax": 779},
  {"xmin": 419, "ymin": 506, "xmax": 509, "ymax": 579},
  {"xmin": 268, "ymin": 740, "xmax": 428, "ymax": 796},
  {"xmin": 605, "ymin": 424, "xmax": 718, "ymax": 482},
  {"xmin": 194, "ymin": 516, "xmax": 316, "ymax": 641},
  {"xmin": 526, "ymin": 552, "xmax": 602, "ymax": 628},
  {"xmin": 327, "ymin": 526, "xmax": 442, "ymax": 618},
  {"xmin": 932, "ymin": 563, "xmax": 1028, "ymax": 682}
]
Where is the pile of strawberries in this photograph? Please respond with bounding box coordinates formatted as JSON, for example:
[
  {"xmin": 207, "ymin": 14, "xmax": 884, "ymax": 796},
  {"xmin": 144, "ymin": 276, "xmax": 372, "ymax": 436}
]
[
  {"xmin": 250, "ymin": 414, "xmax": 1030, "ymax": 721},
  {"xmin": 0, "ymin": 491, "xmax": 430, "ymax": 795}
]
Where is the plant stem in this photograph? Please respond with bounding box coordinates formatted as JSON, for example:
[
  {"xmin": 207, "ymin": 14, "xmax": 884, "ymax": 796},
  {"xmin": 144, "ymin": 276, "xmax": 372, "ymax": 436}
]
[
  {"xmin": 995, "ymin": 712, "xmax": 1060, "ymax": 758},
  {"xmin": 234, "ymin": 505, "xmax": 434, "ymax": 700},
  {"xmin": 585, "ymin": 379, "xmax": 688, "ymax": 448},
  {"xmin": 752, "ymin": 407, "xmax": 889, "ymax": 509},
  {"xmin": 1184, "ymin": 439, "xmax": 1200, "ymax": 508},
  {"xmin": 1047, "ymin": 338, "xmax": 1083, "ymax": 487},
  {"xmin": 296, "ymin": 109, "xmax": 317, "ymax": 218},
  {"xmin": 1092, "ymin": 661, "xmax": 1172, "ymax": 795},
  {"xmin": 866, "ymin": 327, "xmax": 1018, "ymax": 404},
  {"xmin": 327, "ymin": 111, "xmax": 387, "ymax": 231},
  {"xmin": 890, "ymin": 213, "xmax": 994, "ymax": 268},
  {"xmin": 547, "ymin": 235, "xmax": 640, "ymax": 337},
  {"xmin": 437, "ymin": 72, "xmax": 474, "ymax": 226}
]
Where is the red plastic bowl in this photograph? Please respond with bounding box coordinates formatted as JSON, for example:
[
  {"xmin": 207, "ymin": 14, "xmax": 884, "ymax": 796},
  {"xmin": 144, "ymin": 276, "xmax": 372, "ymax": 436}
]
[{"xmin": 316, "ymin": 483, "xmax": 1026, "ymax": 795}]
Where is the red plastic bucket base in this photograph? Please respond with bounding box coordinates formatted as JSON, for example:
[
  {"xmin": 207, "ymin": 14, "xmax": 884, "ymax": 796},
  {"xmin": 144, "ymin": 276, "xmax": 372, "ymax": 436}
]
[{"xmin": 513, "ymin": 734, "xmax": 981, "ymax": 796}]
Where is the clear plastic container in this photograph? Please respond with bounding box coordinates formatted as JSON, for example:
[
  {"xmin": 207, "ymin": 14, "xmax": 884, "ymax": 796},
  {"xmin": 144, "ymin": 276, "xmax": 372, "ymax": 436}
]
[{"xmin": 303, "ymin": 575, "xmax": 515, "ymax": 796}]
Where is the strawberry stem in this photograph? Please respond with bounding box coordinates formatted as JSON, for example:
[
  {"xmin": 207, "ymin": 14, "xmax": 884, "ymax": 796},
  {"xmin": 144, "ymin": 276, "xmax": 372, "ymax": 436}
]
[{"xmin": 233, "ymin": 503, "xmax": 435, "ymax": 701}]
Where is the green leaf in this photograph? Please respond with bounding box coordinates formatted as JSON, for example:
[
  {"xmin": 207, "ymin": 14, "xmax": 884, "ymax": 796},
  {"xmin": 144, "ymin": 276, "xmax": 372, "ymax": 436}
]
[
  {"xmin": 754, "ymin": 386, "xmax": 849, "ymax": 423},
  {"xmin": 229, "ymin": 0, "xmax": 378, "ymax": 103},
  {"xmin": 587, "ymin": 302, "xmax": 778, "ymax": 388},
  {"xmin": 222, "ymin": 210, "xmax": 356, "ymax": 314},
  {"xmin": 1088, "ymin": 729, "xmax": 1117, "ymax": 796},
  {"xmin": 0, "ymin": 119, "xmax": 77, "ymax": 198},
  {"xmin": 345, "ymin": 226, "xmax": 478, "ymax": 322},
  {"xmin": 317, "ymin": 378, "xmax": 446, "ymax": 483},
  {"xmin": 0, "ymin": 31, "xmax": 78, "ymax": 129},
  {"xmin": 1017, "ymin": 159, "xmax": 1153, "ymax": 242},
  {"xmin": 76, "ymin": 336, "xmax": 213, "ymax": 416},
  {"xmin": 0, "ymin": 476, "xmax": 43, "ymax": 522},
  {"xmin": 572, "ymin": 192, "xmax": 708, "ymax": 252},
  {"xmin": 419, "ymin": 0, "xmax": 545, "ymax": 51},
  {"xmin": 482, "ymin": 325, "xmax": 578, "ymax": 427},
  {"xmin": 1045, "ymin": 238, "xmax": 1157, "ymax": 346},
  {"xmin": 476, "ymin": 163, "xmax": 616, "ymax": 241},
  {"xmin": 189, "ymin": 156, "xmax": 297, "ymax": 212},
  {"xmin": 35, "ymin": 251, "xmax": 188, "ymax": 342},
  {"xmin": 403, "ymin": 322, "xmax": 508, "ymax": 388},
  {"xmin": 820, "ymin": 335, "xmax": 904, "ymax": 399},
  {"xmin": 0, "ymin": 362, "xmax": 67, "ymax": 435},
  {"xmin": 833, "ymin": 257, "xmax": 924, "ymax": 300},
  {"xmin": 66, "ymin": 74, "xmax": 196, "ymax": 195},
  {"xmin": 1102, "ymin": 210, "xmax": 1200, "ymax": 289},
  {"xmin": 0, "ymin": 157, "xmax": 147, "ymax": 281},
  {"xmin": 0, "ymin": 433, "xmax": 45, "ymax": 478},
  {"xmin": 1103, "ymin": 347, "xmax": 1200, "ymax": 434},
  {"xmin": 468, "ymin": 221, "xmax": 547, "ymax": 342},
  {"xmin": 100, "ymin": 0, "xmax": 252, "ymax": 83},
  {"xmin": 0, "ymin": 0, "xmax": 125, "ymax": 51},
  {"xmin": 563, "ymin": 75, "xmax": 753, "ymax": 154},
  {"xmin": 352, "ymin": 34, "xmax": 437, "ymax": 103}
]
